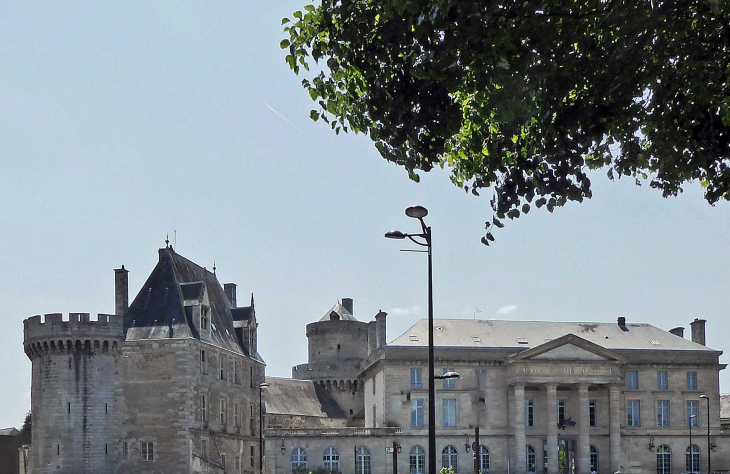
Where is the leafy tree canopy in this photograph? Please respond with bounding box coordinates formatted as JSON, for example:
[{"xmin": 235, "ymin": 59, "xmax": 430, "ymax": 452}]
[{"xmin": 283, "ymin": 0, "xmax": 730, "ymax": 243}]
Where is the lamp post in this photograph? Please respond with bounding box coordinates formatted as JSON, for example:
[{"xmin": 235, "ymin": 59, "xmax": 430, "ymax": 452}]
[
  {"xmin": 689, "ymin": 414, "xmax": 696, "ymax": 474},
  {"xmin": 260, "ymin": 382, "xmax": 269, "ymax": 474},
  {"xmin": 700, "ymin": 395, "xmax": 711, "ymax": 474},
  {"xmin": 385, "ymin": 205, "xmax": 436, "ymax": 474}
]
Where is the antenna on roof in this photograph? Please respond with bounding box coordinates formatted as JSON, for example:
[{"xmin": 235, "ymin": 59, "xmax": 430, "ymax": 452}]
[
  {"xmin": 165, "ymin": 234, "xmax": 170, "ymax": 248},
  {"xmin": 473, "ymin": 307, "xmax": 482, "ymax": 320},
  {"xmin": 174, "ymin": 229, "xmax": 177, "ymax": 250},
  {"xmin": 213, "ymin": 261, "xmax": 216, "ymax": 274}
]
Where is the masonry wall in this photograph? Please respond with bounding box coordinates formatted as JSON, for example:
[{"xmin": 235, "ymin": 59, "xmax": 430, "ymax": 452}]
[{"xmin": 23, "ymin": 313, "xmax": 122, "ymax": 474}]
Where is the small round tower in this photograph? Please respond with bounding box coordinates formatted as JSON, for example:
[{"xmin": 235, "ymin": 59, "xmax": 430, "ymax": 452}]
[{"xmin": 23, "ymin": 312, "xmax": 124, "ymax": 474}]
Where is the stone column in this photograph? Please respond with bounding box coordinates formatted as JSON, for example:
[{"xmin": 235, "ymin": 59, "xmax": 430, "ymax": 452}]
[
  {"xmin": 546, "ymin": 384, "xmax": 559, "ymax": 474},
  {"xmin": 577, "ymin": 384, "xmax": 590, "ymax": 474},
  {"xmin": 514, "ymin": 384, "xmax": 526, "ymax": 474},
  {"xmin": 608, "ymin": 384, "xmax": 621, "ymax": 473}
]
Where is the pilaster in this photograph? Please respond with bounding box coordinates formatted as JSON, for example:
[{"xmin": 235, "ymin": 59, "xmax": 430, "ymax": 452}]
[
  {"xmin": 609, "ymin": 384, "xmax": 621, "ymax": 473},
  {"xmin": 546, "ymin": 383, "xmax": 558, "ymax": 474},
  {"xmin": 514, "ymin": 384, "xmax": 526, "ymax": 474},
  {"xmin": 577, "ymin": 383, "xmax": 590, "ymax": 474}
]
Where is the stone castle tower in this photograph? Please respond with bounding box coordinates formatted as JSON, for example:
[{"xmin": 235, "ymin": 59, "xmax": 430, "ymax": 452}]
[
  {"xmin": 23, "ymin": 312, "xmax": 124, "ymax": 473},
  {"xmin": 23, "ymin": 247, "xmax": 265, "ymax": 474},
  {"xmin": 291, "ymin": 298, "xmax": 386, "ymax": 422}
]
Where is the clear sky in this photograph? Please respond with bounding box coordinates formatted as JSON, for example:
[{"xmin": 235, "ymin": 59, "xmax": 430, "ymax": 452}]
[{"xmin": 1, "ymin": 2, "xmax": 729, "ymax": 429}]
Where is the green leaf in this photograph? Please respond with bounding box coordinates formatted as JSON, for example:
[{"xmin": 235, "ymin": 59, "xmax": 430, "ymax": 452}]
[
  {"xmin": 310, "ymin": 110, "xmax": 320, "ymax": 121},
  {"xmin": 280, "ymin": 39, "xmax": 290, "ymax": 49}
]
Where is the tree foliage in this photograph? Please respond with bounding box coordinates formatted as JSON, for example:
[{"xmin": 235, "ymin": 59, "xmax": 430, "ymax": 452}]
[
  {"xmin": 283, "ymin": 0, "xmax": 730, "ymax": 243},
  {"xmin": 19, "ymin": 411, "xmax": 31, "ymax": 444}
]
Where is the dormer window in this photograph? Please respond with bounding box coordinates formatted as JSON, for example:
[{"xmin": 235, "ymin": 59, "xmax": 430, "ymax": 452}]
[{"xmin": 201, "ymin": 307, "xmax": 210, "ymax": 331}]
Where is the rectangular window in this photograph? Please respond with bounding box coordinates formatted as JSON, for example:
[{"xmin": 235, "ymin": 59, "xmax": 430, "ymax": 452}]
[
  {"xmin": 442, "ymin": 398, "xmax": 457, "ymax": 427},
  {"xmin": 200, "ymin": 350, "xmax": 207, "ymax": 375},
  {"xmin": 141, "ymin": 442, "xmax": 154, "ymax": 461},
  {"xmin": 411, "ymin": 368, "xmax": 422, "ymax": 388},
  {"xmin": 250, "ymin": 366, "xmax": 253, "ymax": 388},
  {"xmin": 657, "ymin": 371, "xmax": 668, "ymax": 390},
  {"xmin": 589, "ymin": 400, "xmax": 596, "ymax": 427},
  {"xmin": 411, "ymin": 399, "xmax": 424, "ymax": 427},
  {"xmin": 221, "ymin": 454, "xmax": 226, "ymax": 468},
  {"xmin": 250, "ymin": 445, "xmax": 255, "ymax": 467},
  {"xmin": 373, "ymin": 377, "xmax": 376, "ymax": 395},
  {"xmin": 236, "ymin": 456, "xmax": 240, "ymax": 470},
  {"xmin": 657, "ymin": 400, "xmax": 670, "ymax": 427},
  {"xmin": 105, "ymin": 443, "xmax": 108, "ymax": 455},
  {"xmin": 687, "ymin": 371, "xmax": 698, "ymax": 391},
  {"xmin": 220, "ymin": 355, "xmax": 226, "ymax": 380},
  {"xmin": 443, "ymin": 368, "xmax": 455, "ymax": 389},
  {"xmin": 627, "ymin": 400, "xmax": 641, "ymax": 427},
  {"xmin": 373, "ymin": 404, "xmax": 377, "ymax": 427},
  {"xmin": 220, "ymin": 399, "xmax": 227, "ymax": 425},
  {"xmin": 687, "ymin": 400, "xmax": 699, "ymax": 427},
  {"xmin": 201, "ymin": 307, "xmax": 209, "ymax": 331},
  {"xmin": 201, "ymin": 394, "xmax": 207, "ymax": 422},
  {"xmin": 525, "ymin": 400, "xmax": 534, "ymax": 427},
  {"xmin": 627, "ymin": 370, "xmax": 639, "ymax": 389},
  {"xmin": 202, "ymin": 438, "xmax": 208, "ymax": 459},
  {"xmin": 122, "ymin": 442, "xmax": 129, "ymax": 458},
  {"xmin": 558, "ymin": 399, "xmax": 566, "ymax": 423},
  {"xmin": 235, "ymin": 362, "xmax": 240, "ymax": 384},
  {"xmin": 235, "ymin": 403, "xmax": 239, "ymax": 427}
]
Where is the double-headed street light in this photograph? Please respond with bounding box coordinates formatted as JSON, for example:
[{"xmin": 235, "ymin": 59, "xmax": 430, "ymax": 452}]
[
  {"xmin": 385, "ymin": 205, "xmax": 438, "ymax": 474},
  {"xmin": 700, "ymin": 395, "xmax": 711, "ymax": 474}
]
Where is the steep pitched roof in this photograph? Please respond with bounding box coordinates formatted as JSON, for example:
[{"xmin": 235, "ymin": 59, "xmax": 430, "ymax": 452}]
[
  {"xmin": 263, "ymin": 377, "xmax": 346, "ymax": 418},
  {"xmin": 319, "ymin": 302, "xmax": 357, "ymax": 321},
  {"xmin": 0, "ymin": 427, "xmax": 19, "ymax": 436},
  {"xmin": 124, "ymin": 247, "xmax": 258, "ymax": 359},
  {"xmin": 389, "ymin": 319, "xmax": 719, "ymax": 353}
]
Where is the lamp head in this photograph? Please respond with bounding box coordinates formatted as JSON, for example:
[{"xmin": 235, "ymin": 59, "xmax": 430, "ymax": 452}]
[
  {"xmin": 405, "ymin": 205, "xmax": 428, "ymax": 219},
  {"xmin": 385, "ymin": 230, "xmax": 407, "ymax": 239},
  {"xmin": 260, "ymin": 382, "xmax": 269, "ymax": 389},
  {"xmin": 441, "ymin": 371, "xmax": 460, "ymax": 379},
  {"xmin": 700, "ymin": 395, "xmax": 710, "ymax": 399}
]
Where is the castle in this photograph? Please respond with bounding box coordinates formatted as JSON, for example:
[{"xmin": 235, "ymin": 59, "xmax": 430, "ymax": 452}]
[{"xmin": 23, "ymin": 246, "xmax": 265, "ymax": 474}]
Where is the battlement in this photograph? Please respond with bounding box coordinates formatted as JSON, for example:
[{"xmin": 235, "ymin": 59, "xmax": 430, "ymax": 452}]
[{"xmin": 24, "ymin": 313, "xmax": 124, "ymax": 343}]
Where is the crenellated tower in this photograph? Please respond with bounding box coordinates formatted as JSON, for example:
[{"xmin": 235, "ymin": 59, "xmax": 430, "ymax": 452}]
[{"xmin": 23, "ymin": 312, "xmax": 124, "ymax": 474}]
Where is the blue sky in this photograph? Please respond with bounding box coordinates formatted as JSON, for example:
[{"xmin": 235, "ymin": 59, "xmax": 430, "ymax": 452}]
[{"xmin": 1, "ymin": 2, "xmax": 729, "ymax": 428}]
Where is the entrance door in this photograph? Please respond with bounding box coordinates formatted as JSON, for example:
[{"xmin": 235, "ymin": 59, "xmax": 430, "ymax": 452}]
[{"xmin": 558, "ymin": 439, "xmax": 575, "ymax": 474}]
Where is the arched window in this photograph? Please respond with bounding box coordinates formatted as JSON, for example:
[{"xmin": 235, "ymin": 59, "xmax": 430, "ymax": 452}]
[
  {"xmin": 478, "ymin": 446, "xmax": 490, "ymax": 473},
  {"xmin": 526, "ymin": 446, "xmax": 536, "ymax": 474},
  {"xmin": 291, "ymin": 447, "xmax": 307, "ymax": 472},
  {"xmin": 656, "ymin": 445, "xmax": 671, "ymax": 474},
  {"xmin": 590, "ymin": 445, "xmax": 598, "ymax": 473},
  {"xmin": 323, "ymin": 447, "xmax": 340, "ymax": 472},
  {"xmin": 442, "ymin": 446, "xmax": 458, "ymax": 473},
  {"xmin": 357, "ymin": 447, "xmax": 371, "ymax": 474},
  {"xmin": 410, "ymin": 446, "xmax": 426, "ymax": 474},
  {"xmin": 686, "ymin": 445, "xmax": 700, "ymax": 474}
]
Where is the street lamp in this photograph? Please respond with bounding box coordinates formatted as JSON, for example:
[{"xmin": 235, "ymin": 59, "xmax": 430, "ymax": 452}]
[
  {"xmin": 385, "ymin": 205, "xmax": 437, "ymax": 474},
  {"xmin": 260, "ymin": 382, "xmax": 269, "ymax": 474},
  {"xmin": 700, "ymin": 395, "xmax": 711, "ymax": 474},
  {"xmin": 689, "ymin": 414, "xmax": 697, "ymax": 474}
]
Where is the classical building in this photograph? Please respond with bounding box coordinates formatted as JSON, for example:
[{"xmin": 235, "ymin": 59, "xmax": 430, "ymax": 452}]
[
  {"xmin": 23, "ymin": 246, "xmax": 265, "ymax": 474},
  {"xmin": 265, "ymin": 309, "xmax": 729, "ymax": 474}
]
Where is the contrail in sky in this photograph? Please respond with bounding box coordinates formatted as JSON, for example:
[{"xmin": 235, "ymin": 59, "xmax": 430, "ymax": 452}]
[{"xmin": 264, "ymin": 103, "xmax": 308, "ymax": 137}]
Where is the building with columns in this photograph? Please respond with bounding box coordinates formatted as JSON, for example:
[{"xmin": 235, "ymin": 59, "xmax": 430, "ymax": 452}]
[{"xmin": 266, "ymin": 312, "xmax": 730, "ymax": 474}]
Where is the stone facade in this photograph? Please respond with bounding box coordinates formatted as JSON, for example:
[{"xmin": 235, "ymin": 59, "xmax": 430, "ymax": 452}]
[
  {"xmin": 266, "ymin": 314, "xmax": 730, "ymax": 474},
  {"xmin": 23, "ymin": 247, "xmax": 265, "ymax": 474}
]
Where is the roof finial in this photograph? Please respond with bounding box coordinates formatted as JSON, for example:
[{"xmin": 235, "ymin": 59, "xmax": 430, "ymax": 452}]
[
  {"xmin": 165, "ymin": 234, "xmax": 170, "ymax": 248},
  {"xmin": 213, "ymin": 261, "xmax": 217, "ymax": 274}
]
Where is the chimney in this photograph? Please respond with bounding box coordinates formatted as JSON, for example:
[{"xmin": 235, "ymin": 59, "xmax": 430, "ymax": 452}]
[
  {"xmin": 367, "ymin": 321, "xmax": 377, "ymax": 355},
  {"xmin": 342, "ymin": 298, "xmax": 353, "ymax": 316},
  {"xmin": 114, "ymin": 265, "xmax": 129, "ymax": 317},
  {"xmin": 224, "ymin": 283, "xmax": 237, "ymax": 308},
  {"xmin": 669, "ymin": 327, "xmax": 685, "ymax": 338},
  {"xmin": 375, "ymin": 310, "xmax": 387, "ymax": 348},
  {"xmin": 690, "ymin": 318, "xmax": 706, "ymax": 345},
  {"xmin": 617, "ymin": 316, "xmax": 626, "ymax": 329}
]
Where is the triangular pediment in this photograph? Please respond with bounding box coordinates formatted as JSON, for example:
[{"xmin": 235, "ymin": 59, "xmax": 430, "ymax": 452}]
[{"xmin": 512, "ymin": 334, "xmax": 625, "ymax": 363}]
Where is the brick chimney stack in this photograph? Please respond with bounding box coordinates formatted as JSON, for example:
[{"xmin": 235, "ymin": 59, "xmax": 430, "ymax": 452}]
[
  {"xmin": 114, "ymin": 265, "xmax": 128, "ymax": 317},
  {"xmin": 224, "ymin": 283, "xmax": 237, "ymax": 308},
  {"xmin": 342, "ymin": 298, "xmax": 353, "ymax": 316},
  {"xmin": 669, "ymin": 327, "xmax": 685, "ymax": 338},
  {"xmin": 690, "ymin": 318, "xmax": 706, "ymax": 345}
]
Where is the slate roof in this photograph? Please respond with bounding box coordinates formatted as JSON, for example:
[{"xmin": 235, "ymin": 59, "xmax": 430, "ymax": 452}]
[
  {"xmin": 125, "ymin": 247, "xmax": 263, "ymax": 362},
  {"xmin": 389, "ymin": 319, "xmax": 719, "ymax": 353},
  {"xmin": 264, "ymin": 377, "xmax": 346, "ymax": 419},
  {"xmin": 319, "ymin": 302, "xmax": 357, "ymax": 322},
  {"xmin": 0, "ymin": 428, "xmax": 19, "ymax": 436}
]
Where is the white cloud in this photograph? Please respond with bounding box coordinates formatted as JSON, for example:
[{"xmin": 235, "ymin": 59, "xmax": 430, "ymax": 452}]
[
  {"xmin": 390, "ymin": 306, "xmax": 423, "ymax": 316},
  {"xmin": 497, "ymin": 304, "xmax": 518, "ymax": 315}
]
